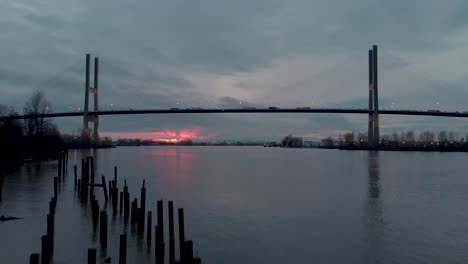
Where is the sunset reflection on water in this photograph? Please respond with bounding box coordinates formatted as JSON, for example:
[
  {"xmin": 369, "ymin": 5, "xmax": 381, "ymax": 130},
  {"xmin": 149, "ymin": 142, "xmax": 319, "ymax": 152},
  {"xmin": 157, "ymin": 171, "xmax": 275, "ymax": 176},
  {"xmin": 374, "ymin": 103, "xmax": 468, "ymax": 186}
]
[{"xmin": 150, "ymin": 146, "xmax": 197, "ymax": 189}]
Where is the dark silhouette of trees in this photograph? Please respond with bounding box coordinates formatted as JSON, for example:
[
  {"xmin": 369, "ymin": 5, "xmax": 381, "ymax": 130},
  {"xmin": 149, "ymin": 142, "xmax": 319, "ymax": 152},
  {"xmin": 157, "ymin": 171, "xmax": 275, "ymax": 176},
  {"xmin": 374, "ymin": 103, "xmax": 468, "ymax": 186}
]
[
  {"xmin": 23, "ymin": 91, "xmax": 54, "ymax": 137},
  {"xmin": 281, "ymin": 134, "xmax": 303, "ymax": 148}
]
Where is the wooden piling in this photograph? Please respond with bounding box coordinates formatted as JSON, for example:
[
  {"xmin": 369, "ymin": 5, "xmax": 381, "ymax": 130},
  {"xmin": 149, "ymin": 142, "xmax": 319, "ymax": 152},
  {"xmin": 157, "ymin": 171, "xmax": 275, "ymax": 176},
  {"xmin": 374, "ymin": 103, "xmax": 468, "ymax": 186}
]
[
  {"xmin": 47, "ymin": 214, "xmax": 54, "ymax": 255},
  {"xmin": 178, "ymin": 208, "xmax": 185, "ymax": 256},
  {"xmin": 53, "ymin": 177, "xmax": 58, "ymax": 199},
  {"xmin": 114, "ymin": 166, "xmax": 117, "ymax": 186},
  {"xmin": 0, "ymin": 178, "xmax": 2, "ymax": 202},
  {"xmin": 137, "ymin": 208, "xmax": 143, "ymax": 234},
  {"xmin": 157, "ymin": 200, "xmax": 164, "ymax": 241},
  {"xmin": 168, "ymin": 201, "xmax": 175, "ymax": 264},
  {"xmin": 112, "ymin": 187, "xmax": 118, "ymax": 215},
  {"xmin": 74, "ymin": 165, "xmax": 77, "ymax": 190},
  {"xmin": 119, "ymin": 234, "xmax": 127, "ymax": 264},
  {"xmin": 77, "ymin": 179, "xmax": 81, "ymax": 194},
  {"xmin": 58, "ymin": 156, "xmax": 62, "ymax": 181},
  {"xmin": 140, "ymin": 181, "xmax": 146, "ymax": 231},
  {"xmin": 147, "ymin": 211, "xmax": 152, "ymax": 246},
  {"xmin": 124, "ymin": 188, "xmax": 129, "ymax": 222},
  {"xmin": 88, "ymin": 248, "xmax": 97, "ymax": 264},
  {"xmin": 169, "ymin": 238, "xmax": 175, "ymax": 264},
  {"xmin": 131, "ymin": 198, "xmax": 138, "ymax": 226},
  {"xmin": 155, "ymin": 225, "xmax": 165, "ymax": 264},
  {"xmin": 41, "ymin": 235, "xmax": 49, "ymax": 264},
  {"xmin": 101, "ymin": 175, "xmax": 108, "ymax": 202},
  {"xmin": 29, "ymin": 253, "xmax": 40, "ymax": 264},
  {"xmin": 90, "ymin": 157, "xmax": 94, "ymax": 183},
  {"xmin": 182, "ymin": 240, "xmax": 194, "ymax": 264},
  {"xmin": 119, "ymin": 191, "xmax": 123, "ymax": 215},
  {"xmin": 108, "ymin": 180, "xmax": 112, "ymax": 200},
  {"xmin": 100, "ymin": 210, "xmax": 108, "ymax": 249},
  {"xmin": 92, "ymin": 200, "xmax": 99, "ymax": 230}
]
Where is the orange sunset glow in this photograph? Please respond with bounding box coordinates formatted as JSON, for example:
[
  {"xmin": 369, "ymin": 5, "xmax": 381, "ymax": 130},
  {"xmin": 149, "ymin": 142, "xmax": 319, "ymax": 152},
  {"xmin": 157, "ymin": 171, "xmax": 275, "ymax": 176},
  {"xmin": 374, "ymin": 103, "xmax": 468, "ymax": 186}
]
[{"xmin": 103, "ymin": 127, "xmax": 215, "ymax": 141}]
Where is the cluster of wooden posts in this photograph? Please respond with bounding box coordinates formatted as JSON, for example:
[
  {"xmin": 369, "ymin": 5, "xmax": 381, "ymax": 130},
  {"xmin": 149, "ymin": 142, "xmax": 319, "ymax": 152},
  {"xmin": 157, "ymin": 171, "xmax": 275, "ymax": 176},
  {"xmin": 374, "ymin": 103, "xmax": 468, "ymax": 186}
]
[
  {"xmin": 29, "ymin": 151, "xmax": 202, "ymax": 264},
  {"xmin": 29, "ymin": 151, "xmax": 67, "ymax": 264}
]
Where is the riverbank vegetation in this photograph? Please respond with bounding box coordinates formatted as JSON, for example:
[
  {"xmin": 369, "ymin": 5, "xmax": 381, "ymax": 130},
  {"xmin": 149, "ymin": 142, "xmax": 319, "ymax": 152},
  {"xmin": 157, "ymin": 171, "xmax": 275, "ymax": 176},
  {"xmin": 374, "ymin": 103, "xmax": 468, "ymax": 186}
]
[{"xmin": 321, "ymin": 130, "xmax": 468, "ymax": 151}]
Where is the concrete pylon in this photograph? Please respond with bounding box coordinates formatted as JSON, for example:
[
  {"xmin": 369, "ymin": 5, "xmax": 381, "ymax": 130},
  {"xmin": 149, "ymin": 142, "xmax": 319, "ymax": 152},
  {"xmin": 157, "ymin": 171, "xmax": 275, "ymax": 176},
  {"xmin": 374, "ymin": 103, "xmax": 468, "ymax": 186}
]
[
  {"xmin": 372, "ymin": 44, "xmax": 379, "ymax": 144},
  {"xmin": 83, "ymin": 54, "xmax": 100, "ymax": 145},
  {"xmin": 368, "ymin": 49, "xmax": 374, "ymax": 146}
]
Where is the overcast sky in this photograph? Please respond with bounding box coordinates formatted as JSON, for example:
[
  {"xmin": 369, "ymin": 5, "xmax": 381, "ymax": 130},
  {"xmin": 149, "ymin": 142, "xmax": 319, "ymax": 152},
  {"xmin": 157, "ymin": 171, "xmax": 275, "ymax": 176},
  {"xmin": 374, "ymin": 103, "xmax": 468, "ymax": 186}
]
[{"xmin": 2, "ymin": 0, "xmax": 468, "ymax": 140}]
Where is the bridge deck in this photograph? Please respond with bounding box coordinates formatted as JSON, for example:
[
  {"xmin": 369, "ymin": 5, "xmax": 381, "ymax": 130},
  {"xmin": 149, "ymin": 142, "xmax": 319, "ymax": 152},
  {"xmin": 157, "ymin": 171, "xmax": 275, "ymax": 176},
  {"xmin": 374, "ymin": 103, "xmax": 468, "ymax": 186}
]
[{"xmin": 2, "ymin": 109, "xmax": 468, "ymax": 120}]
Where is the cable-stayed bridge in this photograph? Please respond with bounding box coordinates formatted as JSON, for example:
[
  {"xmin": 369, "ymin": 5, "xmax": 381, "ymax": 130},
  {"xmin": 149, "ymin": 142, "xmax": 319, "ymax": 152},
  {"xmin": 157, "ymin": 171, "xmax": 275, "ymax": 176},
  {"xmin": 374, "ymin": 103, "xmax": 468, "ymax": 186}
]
[{"xmin": 1, "ymin": 44, "xmax": 465, "ymax": 146}]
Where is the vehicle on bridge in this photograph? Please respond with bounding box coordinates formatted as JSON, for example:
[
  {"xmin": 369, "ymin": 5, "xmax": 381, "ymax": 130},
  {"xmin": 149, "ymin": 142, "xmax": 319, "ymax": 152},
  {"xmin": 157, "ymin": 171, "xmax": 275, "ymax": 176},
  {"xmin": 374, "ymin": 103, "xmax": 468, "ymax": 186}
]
[
  {"xmin": 296, "ymin": 107, "xmax": 311, "ymax": 110},
  {"xmin": 268, "ymin": 107, "xmax": 278, "ymax": 110},
  {"xmin": 242, "ymin": 107, "xmax": 256, "ymax": 110},
  {"xmin": 170, "ymin": 108, "xmax": 179, "ymax": 110},
  {"xmin": 427, "ymin": 109, "xmax": 440, "ymax": 113}
]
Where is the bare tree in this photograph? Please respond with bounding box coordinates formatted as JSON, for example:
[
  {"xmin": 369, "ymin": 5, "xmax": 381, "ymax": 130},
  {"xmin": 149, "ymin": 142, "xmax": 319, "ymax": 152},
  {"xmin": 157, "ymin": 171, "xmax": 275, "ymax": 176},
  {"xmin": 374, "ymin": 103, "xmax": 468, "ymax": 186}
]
[
  {"xmin": 418, "ymin": 131, "xmax": 435, "ymax": 144},
  {"xmin": 406, "ymin": 131, "xmax": 415, "ymax": 142},
  {"xmin": 448, "ymin": 131, "xmax": 458, "ymax": 142},
  {"xmin": 343, "ymin": 132, "xmax": 355, "ymax": 145},
  {"xmin": 438, "ymin": 131, "xmax": 447, "ymax": 142},
  {"xmin": 23, "ymin": 91, "xmax": 53, "ymax": 137},
  {"xmin": 391, "ymin": 132, "xmax": 399, "ymax": 143}
]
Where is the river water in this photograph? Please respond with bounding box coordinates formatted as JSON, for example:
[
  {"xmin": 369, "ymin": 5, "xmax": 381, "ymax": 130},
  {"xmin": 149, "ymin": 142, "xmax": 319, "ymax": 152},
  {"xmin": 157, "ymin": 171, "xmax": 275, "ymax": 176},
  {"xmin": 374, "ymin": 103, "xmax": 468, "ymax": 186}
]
[{"xmin": 1, "ymin": 146, "xmax": 468, "ymax": 263}]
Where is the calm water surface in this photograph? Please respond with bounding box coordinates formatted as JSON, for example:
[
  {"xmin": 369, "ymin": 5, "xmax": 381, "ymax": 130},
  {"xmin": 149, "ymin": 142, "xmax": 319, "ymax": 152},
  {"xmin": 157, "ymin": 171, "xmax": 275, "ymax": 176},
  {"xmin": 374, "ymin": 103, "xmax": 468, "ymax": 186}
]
[{"xmin": 1, "ymin": 146, "xmax": 468, "ymax": 263}]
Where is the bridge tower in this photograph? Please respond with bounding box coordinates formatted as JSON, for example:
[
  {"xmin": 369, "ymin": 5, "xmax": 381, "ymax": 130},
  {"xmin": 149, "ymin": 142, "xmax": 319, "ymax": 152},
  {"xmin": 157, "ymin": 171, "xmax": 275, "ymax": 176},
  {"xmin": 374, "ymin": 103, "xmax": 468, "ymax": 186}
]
[
  {"xmin": 368, "ymin": 44, "xmax": 379, "ymax": 146},
  {"xmin": 83, "ymin": 54, "xmax": 100, "ymax": 144},
  {"xmin": 372, "ymin": 44, "xmax": 380, "ymax": 144},
  {"xmin": 368, "ymin": 49, "xmax": 374, "ymax": 146}
]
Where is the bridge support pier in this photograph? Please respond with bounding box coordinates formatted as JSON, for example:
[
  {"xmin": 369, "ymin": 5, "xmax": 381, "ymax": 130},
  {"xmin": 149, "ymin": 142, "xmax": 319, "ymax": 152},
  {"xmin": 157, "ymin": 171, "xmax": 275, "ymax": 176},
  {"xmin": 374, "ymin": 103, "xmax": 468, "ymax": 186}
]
[
  {"xmin": 368, "ymin": 44, "xmax": 379, "ymax": 146},
  {"xmin": 83, "ymin": 54, "xmax": 100, "ymax": 144}
]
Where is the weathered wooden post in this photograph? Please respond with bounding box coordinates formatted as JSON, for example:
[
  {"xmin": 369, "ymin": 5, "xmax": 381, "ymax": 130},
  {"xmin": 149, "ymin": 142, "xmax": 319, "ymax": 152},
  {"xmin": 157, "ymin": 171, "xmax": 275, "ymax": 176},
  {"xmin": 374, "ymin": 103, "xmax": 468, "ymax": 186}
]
[
  {"xmin": 168, "ymin": 201, "xmax": 175, "ymax": 263},
  {"xmin": 182, "ymin": 241, "xmax": 194, "ymax": 263},
  {"xmin": 88, "ymin": 248, "xmax": 97, "ymax": 264},
  {"xmin": 119, "ymin": 234, "xmax": 127, "ymax": 264},
  {"xmin": 155, "ymin": 225, "xmax": 165, "ymax": 264},
  {"xmin": 137, "ymin": 208, "xmax": 143, "ymax": 234},
  {"xmin": 108, "ymin": 180, "xmax": 112, "ymax": 200},
  {"xmin": 92, "ymin": 200, "xmax": 99, "ymax": 230},
  {"xmin": 123, "ymin": 181, "xmax": 129, "ymax": 222},
  {"xmin": 140, "ymin": 180, "xmax": 146, "ymax": 231},
  {"xmin": 90, "ymin": 157, "xmax": 94, "ymax": 181},
  {"xmin": 147, "ymin": 211, "xmax": 152, "ymax": 246},
  {"xmin": 29, "ymin": 253, "xmax": 40, "ymax": 264},
  {"xmin": 49, "ymin": 199, "xmax": 55, "ymax": 216},
  {"xmin": 119, "ymin": 191, "xmax": 123, "ymax": 215},
  {"xmin": 41, "ymin": 235, "xmax": 49, "ymax": 264},
  {"xmin": 178, "ymin": 208, "xmax": 185, "ymax": 258},
  {"xmin": 100, "ymin": 210, "xmax": 108, "ymax": 249},
  {"xmin": 89, "ymin": 157, "xmax": 95, "ymax": 198},
  {"xmin": 74, "ymin": 165, "xmax": 77, "ymax": 190},
  {"xmin": 101, "ymin": 175, "xmax": 108, "ymax": 202},
  {"xmin": 53, "ymin": 177, "xmax": 58, "ymax": 199},
  {"xmin": 131, "ymin": 198, "xmax": 138, "ymax": 226},
  {"xmin": 58, "ymin": 155, "xmax": 62, "ymax": 182},
  {"xmin": 77, "ymin": 179, "xmax": 81, "ymax": 194},
  {"xmin": 157, "ymin": 200, "xmax": 164, "ymax": 241},
  {"xmin": 112, "ymin": 187, "xmax": 118, "ymax": 215},
  {"xmin": 47, "ymin": 214, "xmax": 54, "ymax": 255},
  {"xmin": 114, "ymin": 166, "xmax": 117, "ymax": 186}
]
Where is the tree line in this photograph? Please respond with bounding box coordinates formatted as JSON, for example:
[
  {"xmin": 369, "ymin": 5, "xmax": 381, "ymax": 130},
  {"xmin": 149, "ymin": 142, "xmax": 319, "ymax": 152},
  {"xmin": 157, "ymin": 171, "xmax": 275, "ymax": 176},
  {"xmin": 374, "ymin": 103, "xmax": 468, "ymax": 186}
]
[
  {"xmin": 321, "ymin": 130, "xmax": 468, "ymax": 149},
  {"xmin": 0, "ymin": 91, "xmax": 63, "ymax": 160}
]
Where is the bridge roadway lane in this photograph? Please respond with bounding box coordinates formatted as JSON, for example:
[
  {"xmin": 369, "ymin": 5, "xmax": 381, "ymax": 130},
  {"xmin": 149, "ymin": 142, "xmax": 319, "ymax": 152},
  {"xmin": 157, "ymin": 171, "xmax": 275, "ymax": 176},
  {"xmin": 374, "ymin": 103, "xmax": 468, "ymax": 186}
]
[{"xmin": 2, "ymin": 108, "xmax": 468, "ymax": 120}]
